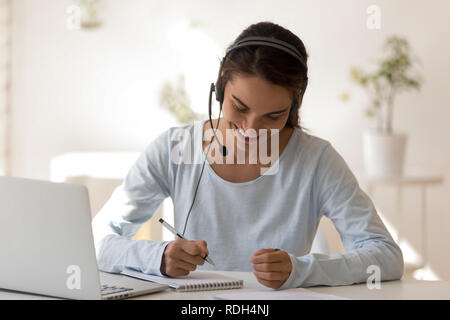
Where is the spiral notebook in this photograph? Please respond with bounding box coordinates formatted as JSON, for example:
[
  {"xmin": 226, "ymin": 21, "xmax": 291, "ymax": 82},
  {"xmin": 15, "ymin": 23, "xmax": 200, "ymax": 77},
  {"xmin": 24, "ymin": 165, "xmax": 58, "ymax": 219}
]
[{"xmin": 121, "ymin": 267, "xmax": 244, "ymax": 292}]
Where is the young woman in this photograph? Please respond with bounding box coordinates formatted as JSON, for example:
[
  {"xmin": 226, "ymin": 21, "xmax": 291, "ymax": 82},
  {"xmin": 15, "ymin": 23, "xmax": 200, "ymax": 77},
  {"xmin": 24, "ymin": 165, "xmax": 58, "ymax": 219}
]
[{"xmin": 92, "ymin": 21, "xmax": 403, "ymax": 290}]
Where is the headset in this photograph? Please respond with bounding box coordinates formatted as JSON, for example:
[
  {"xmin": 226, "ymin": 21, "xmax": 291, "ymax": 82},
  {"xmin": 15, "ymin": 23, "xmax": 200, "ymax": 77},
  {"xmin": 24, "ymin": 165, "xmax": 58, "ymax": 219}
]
[{"xmin": 181, "ymin": 36, "xmax": 308, "ymax": 237}]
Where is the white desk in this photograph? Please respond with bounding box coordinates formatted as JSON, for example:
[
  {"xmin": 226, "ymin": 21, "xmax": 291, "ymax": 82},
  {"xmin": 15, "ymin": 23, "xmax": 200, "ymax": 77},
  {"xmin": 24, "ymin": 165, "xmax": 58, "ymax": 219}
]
[
  {"xmin": 133, "ymin": 271, "xmax": 450, "ymax": 300},
  {"xmin": 2, "ymin": 271, "xmax": 449, "ymax": 300}
]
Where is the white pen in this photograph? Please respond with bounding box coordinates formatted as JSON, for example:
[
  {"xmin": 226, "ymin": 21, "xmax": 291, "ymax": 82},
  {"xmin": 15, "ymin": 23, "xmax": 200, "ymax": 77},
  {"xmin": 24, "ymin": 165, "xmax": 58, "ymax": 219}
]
[{"xmin": 158, "ymin": 218, "xmax": 215, "ymax": 266}]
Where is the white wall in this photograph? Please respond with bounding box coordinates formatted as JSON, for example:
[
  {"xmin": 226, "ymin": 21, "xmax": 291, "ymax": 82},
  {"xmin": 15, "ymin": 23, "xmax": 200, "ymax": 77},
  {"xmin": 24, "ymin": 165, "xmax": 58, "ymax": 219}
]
[
  {"xmin": 0, "ymin": 0, "xmax": 11, "ymax": 175},
  {"xmin": 9, "ymin": 0, "xmax": 450, "ymax": 279}
]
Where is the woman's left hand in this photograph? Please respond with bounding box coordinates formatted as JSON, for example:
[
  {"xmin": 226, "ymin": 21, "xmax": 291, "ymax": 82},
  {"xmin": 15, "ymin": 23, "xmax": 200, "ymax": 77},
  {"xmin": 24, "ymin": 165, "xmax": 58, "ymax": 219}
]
[{"xmin": 250, "ymin": 248, "xmax": 292, "ymax": 289}]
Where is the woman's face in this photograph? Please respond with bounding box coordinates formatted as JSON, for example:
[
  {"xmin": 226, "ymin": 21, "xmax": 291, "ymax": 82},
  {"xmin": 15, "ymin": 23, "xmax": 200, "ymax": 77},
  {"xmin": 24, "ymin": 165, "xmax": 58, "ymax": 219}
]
[{"xmin": 221, "ymin": 74, "xmax": 293, "ymax": 144}]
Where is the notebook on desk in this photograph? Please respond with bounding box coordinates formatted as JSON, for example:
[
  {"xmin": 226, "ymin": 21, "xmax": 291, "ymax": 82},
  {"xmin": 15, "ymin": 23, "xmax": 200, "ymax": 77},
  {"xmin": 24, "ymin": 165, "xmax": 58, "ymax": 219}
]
[{"xmin": 121, "ymin": 267, "xmax": 244, "ymax": 292}]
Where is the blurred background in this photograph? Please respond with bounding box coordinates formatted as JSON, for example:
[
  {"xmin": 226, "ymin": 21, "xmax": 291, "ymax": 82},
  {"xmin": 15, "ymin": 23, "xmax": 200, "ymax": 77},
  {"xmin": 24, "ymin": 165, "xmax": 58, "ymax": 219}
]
[{"xmin": 0, "ymin": 0, "xmax": 449, "ymax": 281}]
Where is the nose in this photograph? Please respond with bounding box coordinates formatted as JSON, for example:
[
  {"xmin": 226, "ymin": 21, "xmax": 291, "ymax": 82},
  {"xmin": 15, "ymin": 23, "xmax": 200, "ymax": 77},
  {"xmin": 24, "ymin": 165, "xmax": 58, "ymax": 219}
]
[{"xmin": 241, "ymin": 114, "xmax": 262, "ymax": 133}]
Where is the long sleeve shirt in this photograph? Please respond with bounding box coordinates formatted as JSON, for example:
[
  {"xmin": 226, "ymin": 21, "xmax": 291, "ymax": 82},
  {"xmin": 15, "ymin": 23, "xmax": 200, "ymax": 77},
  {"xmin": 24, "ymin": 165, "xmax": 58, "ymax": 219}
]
[{"xmin": 91, "ymin": 119, "xmax": 404, "ymax": 289}]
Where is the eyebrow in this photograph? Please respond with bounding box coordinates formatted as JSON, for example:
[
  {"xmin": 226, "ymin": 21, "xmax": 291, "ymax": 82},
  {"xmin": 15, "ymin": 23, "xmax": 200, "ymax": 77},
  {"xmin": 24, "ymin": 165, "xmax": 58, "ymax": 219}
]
[{"xmin": 231, "ymin": 94, "xmax": 289, "ymax": 115}]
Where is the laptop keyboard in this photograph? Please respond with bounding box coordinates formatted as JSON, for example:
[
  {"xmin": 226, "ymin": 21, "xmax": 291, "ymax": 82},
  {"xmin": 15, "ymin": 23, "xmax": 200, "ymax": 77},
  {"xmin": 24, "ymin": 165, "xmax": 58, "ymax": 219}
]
[{"xmin": 101, "ymin": 284, "xmax": 134, "ymax": 296}]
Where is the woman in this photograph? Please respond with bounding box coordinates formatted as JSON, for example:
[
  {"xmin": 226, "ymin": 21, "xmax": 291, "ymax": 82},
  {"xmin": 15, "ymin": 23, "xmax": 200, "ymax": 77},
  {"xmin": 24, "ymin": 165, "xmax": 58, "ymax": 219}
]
[{"xmin": 92, "ymin": 21, "xmax": 404, "ymax": 290}]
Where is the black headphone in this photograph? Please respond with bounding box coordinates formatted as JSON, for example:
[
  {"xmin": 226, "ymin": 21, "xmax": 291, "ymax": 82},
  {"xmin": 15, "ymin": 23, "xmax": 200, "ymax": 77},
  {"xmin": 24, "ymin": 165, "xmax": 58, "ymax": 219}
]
[
  {"xmin": 181, "ymin": 36, "xmax": 308, "ymax": 237},
  {"xmin": 208, "ymin": 36, "xmax": 308, "ymax": 157}
]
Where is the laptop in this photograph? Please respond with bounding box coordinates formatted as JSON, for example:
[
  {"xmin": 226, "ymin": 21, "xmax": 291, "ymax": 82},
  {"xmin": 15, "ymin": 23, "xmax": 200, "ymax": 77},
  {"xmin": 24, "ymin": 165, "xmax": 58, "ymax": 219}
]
[{"xmin": 0, "ymin": 176, "xmax": 169, "ymax": 300}]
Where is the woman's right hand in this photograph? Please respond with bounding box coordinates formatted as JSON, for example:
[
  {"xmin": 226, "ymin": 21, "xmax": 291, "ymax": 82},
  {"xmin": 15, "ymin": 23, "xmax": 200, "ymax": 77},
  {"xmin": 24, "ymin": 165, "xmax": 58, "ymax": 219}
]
[{"xmin": 160, "ymin": 238, "xmax": 209, "ymax": 277}]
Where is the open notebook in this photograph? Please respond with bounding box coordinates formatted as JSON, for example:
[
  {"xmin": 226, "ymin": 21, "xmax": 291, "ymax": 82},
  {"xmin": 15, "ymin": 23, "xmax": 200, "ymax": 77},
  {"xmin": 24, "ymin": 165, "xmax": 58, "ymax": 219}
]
[{"xmin": 121, "ymin": 267, "xmax": 244, "ymax": 292}]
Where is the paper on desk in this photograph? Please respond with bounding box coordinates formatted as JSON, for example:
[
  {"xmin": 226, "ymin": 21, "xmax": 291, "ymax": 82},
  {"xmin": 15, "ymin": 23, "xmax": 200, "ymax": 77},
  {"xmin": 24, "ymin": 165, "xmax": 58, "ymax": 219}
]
[{"xmin": 214, "ymin": 288, "xmax": 351, "ymax": 300}]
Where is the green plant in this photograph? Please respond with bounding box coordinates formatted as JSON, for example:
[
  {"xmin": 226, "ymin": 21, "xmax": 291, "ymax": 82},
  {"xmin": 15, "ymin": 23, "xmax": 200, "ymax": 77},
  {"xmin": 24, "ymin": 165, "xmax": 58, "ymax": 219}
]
[
  {"xmin": 344, "ymin": 35, "xmax": 423, "ymax": 134},
  {"xmin": 159, "ymin": 74, "xmax": 205, "ymax": 124}
]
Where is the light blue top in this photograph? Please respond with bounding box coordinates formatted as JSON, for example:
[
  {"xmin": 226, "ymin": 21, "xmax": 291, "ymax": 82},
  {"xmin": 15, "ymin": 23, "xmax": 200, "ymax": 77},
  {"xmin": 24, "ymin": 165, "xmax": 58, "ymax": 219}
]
[{"xmin": 91, "ymin": 119, "xmax": 404, "ymax": 289}]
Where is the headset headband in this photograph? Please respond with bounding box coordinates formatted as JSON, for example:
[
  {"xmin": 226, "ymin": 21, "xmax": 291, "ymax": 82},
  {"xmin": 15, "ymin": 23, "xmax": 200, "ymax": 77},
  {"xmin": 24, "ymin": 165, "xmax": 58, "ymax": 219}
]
[
  {"xmin": 225, "ymin": 36, "xmax": 307, "ymax": 69},
  {"xmin": 213, "ymin": 36, "xmax": 308, "ymax": 107}
]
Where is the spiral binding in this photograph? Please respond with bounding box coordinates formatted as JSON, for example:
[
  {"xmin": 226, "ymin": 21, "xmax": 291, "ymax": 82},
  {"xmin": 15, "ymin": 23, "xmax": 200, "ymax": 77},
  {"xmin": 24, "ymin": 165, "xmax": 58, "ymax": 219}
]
[{"xmin": 176, "ymin": 280, "xmax": 244, "ymax": 292}]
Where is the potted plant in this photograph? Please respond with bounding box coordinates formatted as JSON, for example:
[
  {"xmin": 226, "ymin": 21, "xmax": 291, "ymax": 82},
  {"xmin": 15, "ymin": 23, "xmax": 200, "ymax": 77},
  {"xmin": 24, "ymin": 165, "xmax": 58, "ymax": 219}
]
[{"xmin": 344, "ymin": 35, "xmax": 423, "ymax": 177}]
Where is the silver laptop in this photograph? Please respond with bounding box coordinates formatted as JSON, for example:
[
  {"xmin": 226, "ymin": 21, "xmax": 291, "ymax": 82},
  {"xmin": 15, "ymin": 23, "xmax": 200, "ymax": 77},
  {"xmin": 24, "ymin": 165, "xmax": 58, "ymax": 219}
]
[{"xmin": 0, "ymin": 176, "xmax": 169, "ymax": 300}]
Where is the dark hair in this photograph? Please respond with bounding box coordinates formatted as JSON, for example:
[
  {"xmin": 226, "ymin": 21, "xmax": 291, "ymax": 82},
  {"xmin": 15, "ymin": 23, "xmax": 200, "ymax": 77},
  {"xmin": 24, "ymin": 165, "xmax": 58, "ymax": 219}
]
[{"xmin": 220, "ymin": 21, "xmax": 309, "ymax": 129}]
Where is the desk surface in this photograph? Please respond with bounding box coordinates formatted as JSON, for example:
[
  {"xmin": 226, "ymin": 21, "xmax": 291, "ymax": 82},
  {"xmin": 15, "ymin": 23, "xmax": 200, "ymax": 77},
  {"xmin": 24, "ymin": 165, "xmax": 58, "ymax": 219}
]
[{"xmin": 1, "ymin": 271, "xmax": 449, "ymax": 300}]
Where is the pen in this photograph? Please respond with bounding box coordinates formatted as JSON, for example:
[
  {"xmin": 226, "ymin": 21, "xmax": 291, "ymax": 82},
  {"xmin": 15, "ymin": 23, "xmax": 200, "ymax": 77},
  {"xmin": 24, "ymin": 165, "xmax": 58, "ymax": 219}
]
[{"xmin": 158, "ymin": 218, "xmax": 215, "ymax": 266}]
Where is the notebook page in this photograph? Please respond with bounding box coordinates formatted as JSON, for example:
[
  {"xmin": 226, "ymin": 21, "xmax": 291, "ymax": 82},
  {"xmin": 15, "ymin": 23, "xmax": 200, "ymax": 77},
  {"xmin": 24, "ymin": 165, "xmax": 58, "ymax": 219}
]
[
  {"xmin": 121, "ymin": 267, "xmax": 243, "ymax": 289},
  {"xmin": 214, "ymin": 288, "xmax": 351, "ymax": 300}
]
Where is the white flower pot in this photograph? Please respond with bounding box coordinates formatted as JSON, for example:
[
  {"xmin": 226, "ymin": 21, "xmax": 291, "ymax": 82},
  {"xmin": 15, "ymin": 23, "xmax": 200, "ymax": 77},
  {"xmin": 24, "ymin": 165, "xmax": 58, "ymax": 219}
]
[{"xmin": 363, "ymin": 131, "xmax": 408, "ymax": 178}]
